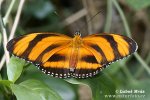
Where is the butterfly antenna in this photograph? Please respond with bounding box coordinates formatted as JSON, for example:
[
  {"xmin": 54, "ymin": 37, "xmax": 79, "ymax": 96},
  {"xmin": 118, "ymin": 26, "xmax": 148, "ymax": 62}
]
[{"xmin": 77, "ymin": 9, "xmax": 104, "ymax": 34}]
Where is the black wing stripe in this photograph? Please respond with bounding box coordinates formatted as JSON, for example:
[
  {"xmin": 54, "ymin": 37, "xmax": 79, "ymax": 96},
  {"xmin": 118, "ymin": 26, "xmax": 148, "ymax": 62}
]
[
  {"xmin": 90, "ymin": 44, "xmax": 108, "ymax": 64},
  {"xmin": 81, "ymin": 55, "xmax": 98, "ymax": 63},
  {"xmin": 48, "ymin": 54, "xmax": 65, "ymax": 62},
  {"xmin": 39, "ymin": 66, "xmax": 70, "ymax": 78},
  {"xmin": 100, "ymin": 35, "xmax": 122, "ymax": 60},
  {"xmin": 7, "ymin": 37, "xmax": 24, "ymax": 53},
  {"xmin": 20, "ymin": 34, "xmax": 57, "ymax": 58},
  {"xmin": 35, "ymin": 44, "xmax": 60, "ymax": 63},
  {"xmin": 20, "ymin": 34, "xmax": 48, "ymax": 58},
  {"xmin": 122, "ymin": 36, "xmax": 137, "ymax": 54}
]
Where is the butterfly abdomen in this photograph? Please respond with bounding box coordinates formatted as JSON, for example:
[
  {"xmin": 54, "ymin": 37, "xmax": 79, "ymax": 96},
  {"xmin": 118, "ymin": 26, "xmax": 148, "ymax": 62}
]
[{"xmin": 69, "ymin": 49, "xmax": 78, "ymax": 71}]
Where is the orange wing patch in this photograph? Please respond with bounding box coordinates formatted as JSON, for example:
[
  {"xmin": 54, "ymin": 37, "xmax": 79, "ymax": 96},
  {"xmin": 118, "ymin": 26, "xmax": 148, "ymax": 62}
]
[
  {"xmin": 7, "ymin": 32, "xmax": 138, "ymax": 78},
  {"xmin": 73, "ymin": 47, "xmax": 100, "ymax": 78}
]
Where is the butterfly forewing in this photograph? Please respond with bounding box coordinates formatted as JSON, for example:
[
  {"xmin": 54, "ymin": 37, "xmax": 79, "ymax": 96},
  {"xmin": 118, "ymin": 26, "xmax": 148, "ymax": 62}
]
[
  {"xmin": 83, "ymin": 33, "xmax": 138, "ymax": 63},
  {"xmin": 7, "ymin": 33, "xmax": 71, "ymax": 60}
]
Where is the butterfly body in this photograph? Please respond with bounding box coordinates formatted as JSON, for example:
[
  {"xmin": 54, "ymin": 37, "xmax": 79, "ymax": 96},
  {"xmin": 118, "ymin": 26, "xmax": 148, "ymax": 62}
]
[
  {"xmin": 7, "ymin": 32, "xmax": 138, "ymax": 78},
  {"xmin": 69, "ymin": 33, "xmax": 83, "ymax": 70}
]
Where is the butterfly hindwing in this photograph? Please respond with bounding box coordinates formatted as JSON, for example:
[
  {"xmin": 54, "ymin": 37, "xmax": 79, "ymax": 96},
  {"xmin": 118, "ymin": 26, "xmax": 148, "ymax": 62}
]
[
  {"xmin": 73, "ymin": 46, "xmax": 101, "ymax": 78},
  {"xmin": 40, "ymin": 46, "xmax": 73, "ymax": 78}
]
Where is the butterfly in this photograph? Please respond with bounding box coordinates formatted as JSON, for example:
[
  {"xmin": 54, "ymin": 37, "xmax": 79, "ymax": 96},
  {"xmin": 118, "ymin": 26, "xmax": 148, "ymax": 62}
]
[{"xmin": 7, "ymin": 32, "xmax": 138, "ymax": 78}]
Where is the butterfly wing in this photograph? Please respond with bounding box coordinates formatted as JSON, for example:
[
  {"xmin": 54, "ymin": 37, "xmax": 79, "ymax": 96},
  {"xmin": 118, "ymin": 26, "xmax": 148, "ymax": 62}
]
[
  {"xmin": 73, "ymin": 46, "xmax": 101, "ymax": 78},
  {"xmin": 73, "ymin": 33, "xmax": 138, "ymax": 78},
  {"xmin": 7, "ymin": 33, "xmax": 138, "ymax": 79},
  {"xmin": 7, "ymin": 33, "xmax": 72, "ymax": 78}
]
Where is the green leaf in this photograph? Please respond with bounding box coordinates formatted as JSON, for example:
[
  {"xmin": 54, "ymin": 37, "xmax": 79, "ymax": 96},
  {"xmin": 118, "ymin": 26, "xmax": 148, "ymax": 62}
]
[
  {"xmin": 7, "ymin": 56, "xmax": 25, "ymax": 83},
  {"xmin": 0, "ymin": 80, "xmax": 13, "ymax": 87},
  {"xmin": 104, "ymin": 62, "xmax": 121, "ymax": 75},
  {"xmin": 126, "ymin": 0, "xmax": 150, "ymax": 10},
  {"xmin": 0, "ymin": 33, "xmax": 2, "ymax": 46},
  {"xmin": 19, "ymin": 65, "xmax": 77, "ymax": 100},
  {"xmin": 66, "ymin": 73, "xmax": 116, "ymax": 100},
  {"xmin": 11, "ymin": 79, "xmax": 62, "ymax": 100},
  {"xmin": 117, "ymin": 80, "xmax": 150, "ymax": 100},
  {"xmin": 24, "ymin": 0, "xmax": 54, "ymax": 19},
  {"xmin": 11, "ymin": 84, "xmax": 41, "ymax": 100},
  {"xmin": 0, "ymin": 74, "xmax": 2, "ymax": 80}
]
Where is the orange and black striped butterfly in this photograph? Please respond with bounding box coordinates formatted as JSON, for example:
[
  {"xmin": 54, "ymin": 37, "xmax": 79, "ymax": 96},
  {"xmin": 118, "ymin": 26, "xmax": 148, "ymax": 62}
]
[{"xmin": 7, "ymin": 32, "xmax": 138, "ymax": 78}]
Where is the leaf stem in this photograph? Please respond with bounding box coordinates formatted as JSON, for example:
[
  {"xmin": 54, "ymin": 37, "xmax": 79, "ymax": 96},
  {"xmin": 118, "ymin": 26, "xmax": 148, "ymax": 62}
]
[
  {"xmin": 134, "ymin": 52, "xmax": 150, "ymax": 78},
  {"xmin": 111, "ymin": 0, "xmax": 134, "ymax": 80},
  {"xmin": 0, "ymin": 0, "xmax": 16, "ymax": 70},
  {"xmin": 112, "ymin": 0, "xmax": 131, "ymax": 37},
  {"xmin": 0, "ymin": 56, "xmax": 6, "ymax": 70},
  {"xmin": 112, "ymin": 0, "xmax": 150, "ymax": 75},
  {"xmin": 0, "ymin": 13, "xmax": 10, "ymax": 65},
  {"xmin": 104, "ymin": 0, "xmax": 112, "ymax": 32},
  {"xmin": 3, "ymin": 0, "xmax": 16, "ymax": 25},
  {"xmin": 120, "ymin": 62, "xmax": 135, "ymax": 81},
  {"xmin": 9, "ymin": 0, "xmax": 25, "ymax": 40},
  {"xmin": 134, "ymin": 53, "xmax": 150, "ymax": 74},
  {"xmin": 0, "ymin": 0, "xmax": 25, "ymax": 70}
]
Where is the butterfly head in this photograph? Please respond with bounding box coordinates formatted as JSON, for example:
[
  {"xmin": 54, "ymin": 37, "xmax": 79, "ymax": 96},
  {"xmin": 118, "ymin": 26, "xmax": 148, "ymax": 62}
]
[
  {"xmin": 73, "ymin": 31, "xmax": 82, "ymax": 48},
  {"xmin": 74, "ymin": 31, "xmax": 81, "ymax": 37}
]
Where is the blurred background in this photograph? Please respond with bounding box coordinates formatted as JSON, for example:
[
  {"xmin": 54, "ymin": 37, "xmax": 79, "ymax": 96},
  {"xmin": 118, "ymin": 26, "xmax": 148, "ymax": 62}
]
[{"xmin": 0, "ymin": 0, "xmax": 150, "ymax": 100}]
